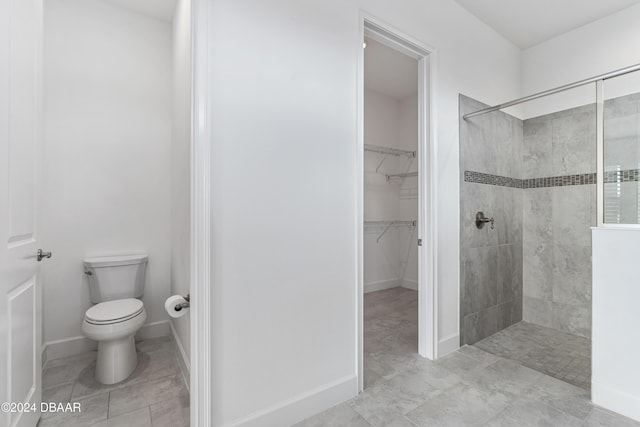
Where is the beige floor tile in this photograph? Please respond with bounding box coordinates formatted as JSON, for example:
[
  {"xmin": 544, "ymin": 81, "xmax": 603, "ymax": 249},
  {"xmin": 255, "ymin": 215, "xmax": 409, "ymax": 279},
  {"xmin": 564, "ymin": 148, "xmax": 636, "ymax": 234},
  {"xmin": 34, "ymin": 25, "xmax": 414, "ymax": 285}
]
[
  {"xmin": 305, "ymin": 292, "xmax": 627, "ymax": 427},
  {"xmin": 38, "ymin": 393, "xmax": 109, "ymax": 427},
  {"xmin": 91, "ymin": 407, "xmax": 151, "ymax": 427},
  {"xmin": 583, "ymin": 408, "xmax": 640, "ymax": 427},
  {"xmin": 108, "ymin": 375, "xmax": 187, "ymax": 418},
  {"xmin": 43, "ymin": 352, "xmax": 96, "ymax": 389},
  {"xmin": 150, "ymin": 397, "xmax": 190, "ymax": 427},
  {"xmin": 293, "ymin": 403, "xmax": 371, "ymax": 427},
  {"xmin": 474, "ymin": 321, "xmax": 591, "ymax": 390},
  {"xmin": 487, "ymin": 398, "xmax": 582, "ymax": 426},
  {"xmin": 38, "ymin": 337, "xmax": 189, "ymax": 426},
  {"xmin": 41, "ymin": 383, "xmax": 74, "ymax": 420},
  {"xmin": 72, "ymin": 350, "xmax": 179, "ymax": 400},
  {"xmin": 406, "ymin": 382, "xmax": 512, "ymax": 427}
]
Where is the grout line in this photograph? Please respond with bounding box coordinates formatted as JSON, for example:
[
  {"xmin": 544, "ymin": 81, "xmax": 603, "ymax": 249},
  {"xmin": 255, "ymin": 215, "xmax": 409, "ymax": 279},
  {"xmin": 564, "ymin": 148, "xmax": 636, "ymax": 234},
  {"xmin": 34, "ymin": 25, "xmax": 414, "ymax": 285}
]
[
  {"xmin": 71, "ymin": 354, "xmax": 181, "ymax": 402},
  {"xmin": 484, "ymin": 404, "xmax": 516, "ymax": 425},
  {"xmin": 42, "ymin": 338, "xmax": 187, "ymax": 425},
  {"xmin": 42, "ymin": 380, "xmax": 76, "ymax": 394}
]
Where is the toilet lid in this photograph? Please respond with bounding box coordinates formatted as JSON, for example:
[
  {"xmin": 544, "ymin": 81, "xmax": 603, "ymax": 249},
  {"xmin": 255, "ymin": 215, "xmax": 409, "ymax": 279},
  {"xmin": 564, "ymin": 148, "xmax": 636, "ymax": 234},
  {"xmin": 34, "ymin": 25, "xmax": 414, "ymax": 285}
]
[{"xmin": 85, "ymin": 298, "xmax": 144, "ymax": 324}]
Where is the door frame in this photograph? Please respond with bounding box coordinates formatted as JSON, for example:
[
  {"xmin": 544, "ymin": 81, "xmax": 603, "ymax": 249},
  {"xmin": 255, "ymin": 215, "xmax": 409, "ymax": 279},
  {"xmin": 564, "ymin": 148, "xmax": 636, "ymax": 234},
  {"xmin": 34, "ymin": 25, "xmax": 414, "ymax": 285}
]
[
  {"xmin": 357, "ymin": 13, "xmax": 439, "ymax": 391},
  {"xmin": 190, "ymin": 0, "xmax": 212, "ymax": 424}
]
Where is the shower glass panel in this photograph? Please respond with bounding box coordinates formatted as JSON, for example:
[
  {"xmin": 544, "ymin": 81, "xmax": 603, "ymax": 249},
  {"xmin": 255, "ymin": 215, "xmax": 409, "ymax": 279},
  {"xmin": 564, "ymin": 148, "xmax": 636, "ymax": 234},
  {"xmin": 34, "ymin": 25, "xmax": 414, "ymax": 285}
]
[{"xmin": 603, "ymin": 70, "xmax": 640, "ymax": 224}]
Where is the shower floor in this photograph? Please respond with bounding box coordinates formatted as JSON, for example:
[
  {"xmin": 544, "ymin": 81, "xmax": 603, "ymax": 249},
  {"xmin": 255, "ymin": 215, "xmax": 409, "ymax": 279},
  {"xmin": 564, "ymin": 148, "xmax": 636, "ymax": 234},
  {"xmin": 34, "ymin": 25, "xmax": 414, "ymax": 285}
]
[{"xmin": 473, "ymin": 321, "xmax": 591, "ymax": 391}]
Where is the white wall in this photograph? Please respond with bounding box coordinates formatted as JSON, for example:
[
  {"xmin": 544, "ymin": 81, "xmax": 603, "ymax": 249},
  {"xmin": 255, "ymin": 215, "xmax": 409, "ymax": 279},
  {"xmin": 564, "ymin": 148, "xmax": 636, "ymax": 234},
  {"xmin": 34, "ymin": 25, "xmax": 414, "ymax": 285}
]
[
  {"xmin": 364, "ymin": 89, "xmax": 404, "ymax": 292},
  {"xmin": 42, "ymin": 0, "xmax": 172, "ymax": 349},
  {"xmin": 398, "ymin": 94, "xmax": 419, "ymax": 288},
  {"xmin": 208, "ymin": 0, "xmax": 521, "ymax": 425},
  {"xmin": 170, "ymin": 0, "xmax": 191, "ymax": 366},
  {"xmin": 592, "ymin": 228, "xmax": 640, "ymax": 422},
  {"xmin": 521, "ymin": 3, "xmax": 640, "ymax": 118},
  {"xmin": 363, "ymin": 90, "xmax": 419, "ymax": 293}
]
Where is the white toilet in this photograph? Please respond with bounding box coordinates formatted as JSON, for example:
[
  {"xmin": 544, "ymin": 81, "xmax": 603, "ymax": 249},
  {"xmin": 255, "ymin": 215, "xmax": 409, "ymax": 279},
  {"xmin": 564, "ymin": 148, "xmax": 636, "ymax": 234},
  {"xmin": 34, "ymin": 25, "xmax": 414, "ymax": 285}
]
[{"xmin": 81, "ymin": 254, "xmax": 148, "ymax": 385}]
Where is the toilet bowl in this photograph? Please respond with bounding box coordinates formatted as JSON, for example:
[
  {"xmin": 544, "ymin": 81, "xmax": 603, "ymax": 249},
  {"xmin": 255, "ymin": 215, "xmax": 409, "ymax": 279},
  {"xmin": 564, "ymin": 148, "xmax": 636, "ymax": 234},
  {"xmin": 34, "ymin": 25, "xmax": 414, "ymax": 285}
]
[
  {"xmin": 82, "ymin": 253, "xmax": 148, "ymax": 384},
  {"xmin": 81, "ymin": 298, "xmax": 147, "ymax": 384}
]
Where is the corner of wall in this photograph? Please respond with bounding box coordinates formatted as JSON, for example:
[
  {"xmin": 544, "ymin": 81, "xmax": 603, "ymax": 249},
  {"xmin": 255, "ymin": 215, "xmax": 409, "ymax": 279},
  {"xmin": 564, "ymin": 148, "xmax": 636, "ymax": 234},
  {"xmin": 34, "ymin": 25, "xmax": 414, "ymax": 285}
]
[
  {"xmin": 438, "ymin": 332, "xmax": 460, "ymax": 358},
  {"xmin": 224, "ymin": 375, "xmax": 358, "ymax": 427},
  {"xmin": 170, "ymin": 319, "xmax": 191, "ymax": 390}
]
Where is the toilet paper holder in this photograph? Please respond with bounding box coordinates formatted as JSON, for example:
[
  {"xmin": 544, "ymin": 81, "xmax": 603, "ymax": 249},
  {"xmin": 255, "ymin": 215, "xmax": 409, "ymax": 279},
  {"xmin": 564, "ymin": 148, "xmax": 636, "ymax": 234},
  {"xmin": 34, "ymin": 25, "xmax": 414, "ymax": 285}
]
[{"xmin": 175, "ymin": 294, "xmax": 190, "ymax": 311}]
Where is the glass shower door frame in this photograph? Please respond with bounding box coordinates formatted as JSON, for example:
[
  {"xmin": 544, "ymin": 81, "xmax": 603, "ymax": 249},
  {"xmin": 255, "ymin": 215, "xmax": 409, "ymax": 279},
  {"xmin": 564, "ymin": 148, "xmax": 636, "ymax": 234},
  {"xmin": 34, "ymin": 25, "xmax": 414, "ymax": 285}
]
[{"xmin": 597, "ymin": 71, "xmax": 640, "ymax": 228}]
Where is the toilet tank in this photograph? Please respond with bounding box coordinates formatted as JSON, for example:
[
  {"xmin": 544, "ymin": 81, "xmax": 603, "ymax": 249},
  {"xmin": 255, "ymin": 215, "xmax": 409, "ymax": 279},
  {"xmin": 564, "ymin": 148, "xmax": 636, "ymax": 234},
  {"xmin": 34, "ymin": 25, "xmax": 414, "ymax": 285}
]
[{"xmin": 84, "ymin": 254, "xmax": 148, "ymax": 303}]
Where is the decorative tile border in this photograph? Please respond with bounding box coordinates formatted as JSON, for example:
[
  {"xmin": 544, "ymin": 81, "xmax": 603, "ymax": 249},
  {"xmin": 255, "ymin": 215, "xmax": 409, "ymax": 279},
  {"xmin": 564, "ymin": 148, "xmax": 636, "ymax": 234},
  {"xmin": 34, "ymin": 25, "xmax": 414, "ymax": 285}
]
[
  {"xmin": 464, "ymin": 171, "xmax": 522, "ymax": 188},
  {"xmin": 522, "ymin": 173, "xmax": 596, "ymax": 188},
  {"xmin": 465, "ymin": 169, "xmax": 640, "ymax": 189},
  {"xmin": 604, "ymin": 169, "xmax": 640, "ymax": 183}
]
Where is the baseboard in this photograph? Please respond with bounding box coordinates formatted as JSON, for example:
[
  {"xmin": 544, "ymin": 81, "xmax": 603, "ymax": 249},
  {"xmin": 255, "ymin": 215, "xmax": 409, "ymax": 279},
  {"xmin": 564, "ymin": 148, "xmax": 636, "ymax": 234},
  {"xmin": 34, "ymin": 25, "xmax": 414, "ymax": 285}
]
[
  {"xmin": 169, "ymin": 320, "xmax": 190, "ymax": 391},
  {"xmin": 592, "ymin": 380, "xmax": 640, "ymax": 422},
  {"xmin": 401, "ymin": 278, "xmax": 418, "ymax": 291},
  {"xmin": 44, "ymin": 335, "xmax": 97, "ymax": 362},
  {"xmin": 43, "ymin": 320, "xmax": 171, "ymax": 363},
  {"xmin": 136, "ymin": 320, "xmax": 171, "ymax": 340},
  {"xmin": 364, "ymin": 279, "xmax": 400, "ymax": 293},
  {"xmin": 223, "ymin": 374, "xmax": 358, "ymax": 427},
  {"xmin": 41, "ymin": 345, "xmax": 49, "ymax": 368},
  {"xmin": 438, "ymin": 332, "xmax": 460, "ymax": 358}
]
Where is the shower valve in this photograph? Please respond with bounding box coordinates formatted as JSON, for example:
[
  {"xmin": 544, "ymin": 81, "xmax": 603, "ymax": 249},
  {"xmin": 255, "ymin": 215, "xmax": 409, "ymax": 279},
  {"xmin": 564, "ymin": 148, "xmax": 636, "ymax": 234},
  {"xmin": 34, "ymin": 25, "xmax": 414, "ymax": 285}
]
[{"xmin": 475, "ymin": 211, "xmax": 494, "ymax": 230}]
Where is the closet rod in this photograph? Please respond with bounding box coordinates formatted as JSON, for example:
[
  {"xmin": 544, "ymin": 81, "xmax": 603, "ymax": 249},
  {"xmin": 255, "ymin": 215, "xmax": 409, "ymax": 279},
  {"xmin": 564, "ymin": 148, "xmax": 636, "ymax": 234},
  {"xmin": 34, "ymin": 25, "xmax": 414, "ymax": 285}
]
[{"xmin": 365, "ymin": 144, "xmax": 416, "ymax": 158}]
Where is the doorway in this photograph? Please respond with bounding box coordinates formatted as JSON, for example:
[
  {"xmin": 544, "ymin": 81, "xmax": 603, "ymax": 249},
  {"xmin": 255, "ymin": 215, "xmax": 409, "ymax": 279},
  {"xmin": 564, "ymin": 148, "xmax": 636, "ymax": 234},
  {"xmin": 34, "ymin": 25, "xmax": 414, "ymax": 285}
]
[
  {"xmin": 0, "ymin": 0, "xmax": 212, "ymax": 425},
  {"xmin": 358, "ymin": 17, "xmax": 437, "ymax": 391}
]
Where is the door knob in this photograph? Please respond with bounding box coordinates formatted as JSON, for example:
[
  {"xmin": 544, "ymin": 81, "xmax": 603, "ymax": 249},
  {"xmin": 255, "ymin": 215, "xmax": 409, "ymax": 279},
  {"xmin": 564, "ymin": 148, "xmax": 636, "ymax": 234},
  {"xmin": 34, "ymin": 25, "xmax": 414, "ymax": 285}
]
[{"xmin": 37, "ymin": 249, "xmax": 52, "ymax": 262}]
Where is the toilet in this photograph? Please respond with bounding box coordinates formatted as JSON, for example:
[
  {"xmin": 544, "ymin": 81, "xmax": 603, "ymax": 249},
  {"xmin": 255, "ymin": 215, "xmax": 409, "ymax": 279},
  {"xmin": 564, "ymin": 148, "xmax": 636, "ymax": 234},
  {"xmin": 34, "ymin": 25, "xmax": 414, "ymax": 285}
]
[{"xmin": 81, "ymin": 254, "xmax": 148, "ymax": 384}]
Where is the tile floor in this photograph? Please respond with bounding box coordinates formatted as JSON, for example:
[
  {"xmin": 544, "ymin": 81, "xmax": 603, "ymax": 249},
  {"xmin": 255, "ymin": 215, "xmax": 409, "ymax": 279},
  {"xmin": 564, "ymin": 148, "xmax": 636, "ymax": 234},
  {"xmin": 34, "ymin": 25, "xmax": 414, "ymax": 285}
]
[
  {"xmin": 295, "ymin": 287, "xmax": 640, "ymax": 427},
  {"xmin": 38, "ymin": 336, "xmax": 189, "ymax": 427},
  {"xmin": 363, "ymin": 287, "xmax": 418, "ymax": 390},
  {"xmin": 474, "ymin": 321, "xmax": 591, "ymax": 390}
]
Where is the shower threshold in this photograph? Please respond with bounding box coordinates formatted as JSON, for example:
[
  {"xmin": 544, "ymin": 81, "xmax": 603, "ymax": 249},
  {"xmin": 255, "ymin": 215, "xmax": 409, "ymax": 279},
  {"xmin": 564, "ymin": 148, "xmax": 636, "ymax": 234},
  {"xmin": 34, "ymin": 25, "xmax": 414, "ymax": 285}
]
[{"xmin": 473, "ymin": 321, "xmax": 591, "ymax": 391}]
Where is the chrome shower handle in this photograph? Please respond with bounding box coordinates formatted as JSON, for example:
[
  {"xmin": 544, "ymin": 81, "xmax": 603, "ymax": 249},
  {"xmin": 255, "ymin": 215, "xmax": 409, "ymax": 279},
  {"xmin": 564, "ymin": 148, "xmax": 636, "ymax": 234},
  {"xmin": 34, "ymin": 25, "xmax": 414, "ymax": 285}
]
[{"xmin": 475, "ymin": 211, "xmax": 494, "ymax": 230}]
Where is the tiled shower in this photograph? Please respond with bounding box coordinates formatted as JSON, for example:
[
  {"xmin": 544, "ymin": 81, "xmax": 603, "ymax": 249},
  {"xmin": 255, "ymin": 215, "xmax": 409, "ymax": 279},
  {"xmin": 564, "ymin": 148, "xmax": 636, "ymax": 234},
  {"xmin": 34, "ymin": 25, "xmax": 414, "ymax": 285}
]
[
  {"xmin": 458, "ymin": 86, "xmax": 640, "ymax": 393},
  {"xmin": 459, "ymin": 94, "xmax": 597, "ymax": 345},
  {"xmin": 460, "ymin": 89, "xmax": 640, "ymax": 344},
  {"xmin": 459, "ymin": 95, "xmax": 524, "ymax": 345},
  {"xmin": 521, "ymin": 105, "xmax": 596, "ymax": 338}
]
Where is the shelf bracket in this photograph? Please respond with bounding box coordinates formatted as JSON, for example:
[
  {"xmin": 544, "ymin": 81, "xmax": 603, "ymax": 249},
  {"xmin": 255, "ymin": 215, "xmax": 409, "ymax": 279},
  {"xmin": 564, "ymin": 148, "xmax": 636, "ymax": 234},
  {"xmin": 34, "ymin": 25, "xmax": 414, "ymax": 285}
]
[
  {"xmin": 376, "ymin": 223, "xmax": 394, "ymax": 243},
  {"xmin": 375, "ymin": 154, "xmax": 389, "ymax": 173}
]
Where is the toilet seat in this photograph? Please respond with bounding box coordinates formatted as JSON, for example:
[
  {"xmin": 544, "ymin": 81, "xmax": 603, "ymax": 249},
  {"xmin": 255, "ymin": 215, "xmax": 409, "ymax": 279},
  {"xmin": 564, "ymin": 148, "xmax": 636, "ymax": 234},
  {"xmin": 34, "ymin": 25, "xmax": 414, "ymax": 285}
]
[{"xmin": 85, "ymin": 298, "xmax": 144, "ymax": 325}]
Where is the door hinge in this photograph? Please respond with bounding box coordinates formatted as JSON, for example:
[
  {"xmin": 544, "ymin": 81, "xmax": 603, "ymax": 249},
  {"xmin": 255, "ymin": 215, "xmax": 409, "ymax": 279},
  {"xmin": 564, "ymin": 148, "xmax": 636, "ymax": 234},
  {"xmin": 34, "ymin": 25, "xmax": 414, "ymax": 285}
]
[{"xmin": 417, "ymin": 238, "xmax": 422, "ymax": 247}]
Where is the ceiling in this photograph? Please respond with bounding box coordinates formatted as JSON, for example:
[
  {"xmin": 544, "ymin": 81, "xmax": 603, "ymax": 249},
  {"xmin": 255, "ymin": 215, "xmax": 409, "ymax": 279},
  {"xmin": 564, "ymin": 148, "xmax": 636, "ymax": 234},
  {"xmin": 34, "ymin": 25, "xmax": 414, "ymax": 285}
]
[
  {"xmin": 453, "ymin": 0, "xmax": 640, "ymax": 49},
  {"xmin": 364, "ymin": 38, "xmax": 418, "ymax": 100},
  {"xmin": 102, "ymin": 0, "xmax": 177, "ymax": 22}
]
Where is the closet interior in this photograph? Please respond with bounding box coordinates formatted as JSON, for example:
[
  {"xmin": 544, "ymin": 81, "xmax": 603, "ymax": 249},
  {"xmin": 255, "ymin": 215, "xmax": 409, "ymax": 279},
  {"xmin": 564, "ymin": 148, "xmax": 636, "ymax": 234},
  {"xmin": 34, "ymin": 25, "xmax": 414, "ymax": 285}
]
[{"xmin": 363, "ymin": 36, "xmax": 420, "ymax": 388}]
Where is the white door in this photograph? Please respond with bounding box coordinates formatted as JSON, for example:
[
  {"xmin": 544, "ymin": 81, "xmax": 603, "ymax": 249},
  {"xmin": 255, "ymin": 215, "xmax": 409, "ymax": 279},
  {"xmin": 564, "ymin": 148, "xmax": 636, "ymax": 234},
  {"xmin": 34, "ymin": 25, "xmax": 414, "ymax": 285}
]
[{"xmin": 0, "ymin": 0, "xmax": 43, "ymax": 426}]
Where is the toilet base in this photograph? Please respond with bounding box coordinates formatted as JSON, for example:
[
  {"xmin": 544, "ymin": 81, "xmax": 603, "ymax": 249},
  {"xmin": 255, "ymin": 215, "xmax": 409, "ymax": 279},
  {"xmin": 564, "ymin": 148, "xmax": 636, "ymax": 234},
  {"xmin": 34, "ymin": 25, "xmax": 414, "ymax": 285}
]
[{"xmin": 95, "ymin": 334, "xmax": 138, "ymax": 384}]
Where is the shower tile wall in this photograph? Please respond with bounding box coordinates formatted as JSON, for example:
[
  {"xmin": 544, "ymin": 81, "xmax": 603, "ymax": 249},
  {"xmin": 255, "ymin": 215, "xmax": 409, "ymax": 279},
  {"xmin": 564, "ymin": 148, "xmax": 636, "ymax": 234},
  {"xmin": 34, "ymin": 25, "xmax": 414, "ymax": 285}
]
[
  {"xmin": 461, "ymin": 93, "xmax": 639, "ymax": 344},
  {"xmin": 522, "ymin": 105, "xmax": 596, "ymax": 338},
  {"xmin": 459, "ymin": 95, "xmax": 523, "ymax": 345}
]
